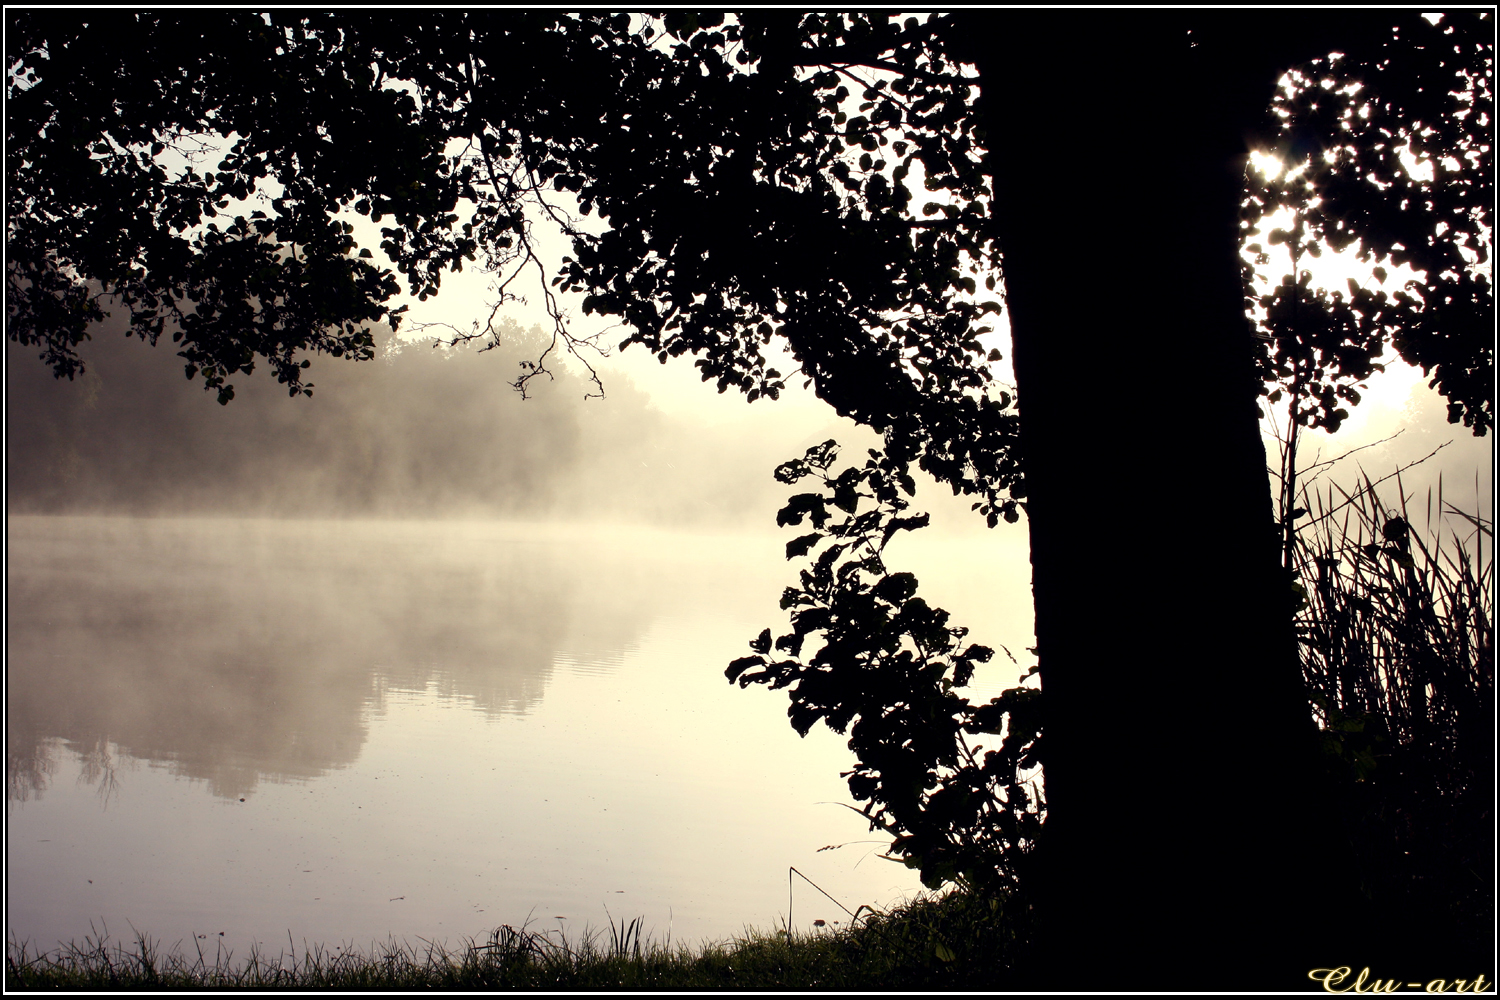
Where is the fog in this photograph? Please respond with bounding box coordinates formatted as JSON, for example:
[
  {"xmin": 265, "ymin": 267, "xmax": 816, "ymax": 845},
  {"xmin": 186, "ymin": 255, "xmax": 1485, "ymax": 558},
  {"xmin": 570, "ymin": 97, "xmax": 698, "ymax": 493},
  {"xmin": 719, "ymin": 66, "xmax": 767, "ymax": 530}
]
[
  {"xmin": 5, "ymin": 515, "xmax": 929, "ymax": 949},
  {"xmin": 10, "ymin": 304, "xmax": 1484, "ymax": 534},
  {"xmin": 6, "ymin": 295, "xmax": 1486, "ymax": 953},
  {"xmin": 5, "ymin": 313, "xmax": 872, "ymax": 527}
]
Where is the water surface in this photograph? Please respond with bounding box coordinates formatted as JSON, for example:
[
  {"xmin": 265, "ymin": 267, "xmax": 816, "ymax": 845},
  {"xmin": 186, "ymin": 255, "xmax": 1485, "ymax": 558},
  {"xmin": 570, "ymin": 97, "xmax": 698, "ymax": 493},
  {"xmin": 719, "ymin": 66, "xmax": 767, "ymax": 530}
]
[{"xmin": 7, "ymin": 514, "xmax": 1031, "ymax": 953}]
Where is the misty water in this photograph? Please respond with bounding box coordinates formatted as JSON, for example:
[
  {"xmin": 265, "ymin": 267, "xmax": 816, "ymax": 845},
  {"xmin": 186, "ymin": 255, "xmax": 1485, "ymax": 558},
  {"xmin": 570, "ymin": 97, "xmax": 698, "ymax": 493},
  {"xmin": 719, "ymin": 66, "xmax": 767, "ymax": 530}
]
[
  {"xmin": 6, "ymin": 512, "xmax": 1033, "ymax": 955},
  {"xmin": 7, "ymin": 313, "xmax": 1483, "ymax": 962}
]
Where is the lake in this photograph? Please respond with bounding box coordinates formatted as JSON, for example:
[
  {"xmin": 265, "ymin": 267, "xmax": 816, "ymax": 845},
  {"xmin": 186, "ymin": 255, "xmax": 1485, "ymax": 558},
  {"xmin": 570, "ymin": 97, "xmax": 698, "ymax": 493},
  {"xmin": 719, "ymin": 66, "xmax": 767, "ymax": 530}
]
[{"xmin": 6, "ymin": 514, "xmax": 1032, "ymax": 956}]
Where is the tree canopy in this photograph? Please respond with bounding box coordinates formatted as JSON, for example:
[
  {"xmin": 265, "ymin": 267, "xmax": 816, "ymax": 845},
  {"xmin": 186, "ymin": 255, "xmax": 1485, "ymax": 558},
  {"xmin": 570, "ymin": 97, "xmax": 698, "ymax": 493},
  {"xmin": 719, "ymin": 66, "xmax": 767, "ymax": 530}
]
[
  {"xmin": 7, "ymin": 11, "xmax": 1493, "ymax": 986},
  {"xmin": 7, "ymin": 13, "xmax": 1025, "ymax": 524},
  {"xmin": 7, "ymin": 13, "xmax": 1489, "ymax": 481},
  {"xmin": 1244, "ymin": 21, "xmax": 1492, "ymax": 435}
]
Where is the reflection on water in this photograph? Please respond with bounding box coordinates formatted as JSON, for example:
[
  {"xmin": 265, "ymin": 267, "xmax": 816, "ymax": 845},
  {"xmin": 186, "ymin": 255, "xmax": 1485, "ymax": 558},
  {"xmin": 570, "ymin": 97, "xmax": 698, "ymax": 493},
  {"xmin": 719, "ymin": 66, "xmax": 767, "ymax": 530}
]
[
  {"xmin": 7, "ymin": 517, "xmax": 664, "ymax": 800},
  {"xmin": 6, "ymin": 514, "xmax": 1032, "ymax": 951}
]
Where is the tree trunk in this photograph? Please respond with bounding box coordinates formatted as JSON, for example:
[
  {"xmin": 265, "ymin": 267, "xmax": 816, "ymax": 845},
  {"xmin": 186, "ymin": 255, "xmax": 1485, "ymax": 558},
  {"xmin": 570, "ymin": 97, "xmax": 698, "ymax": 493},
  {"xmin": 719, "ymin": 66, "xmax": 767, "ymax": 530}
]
[{"xmin": 959, "ymin": 14, "xmax": 1363, "ymax": 987}]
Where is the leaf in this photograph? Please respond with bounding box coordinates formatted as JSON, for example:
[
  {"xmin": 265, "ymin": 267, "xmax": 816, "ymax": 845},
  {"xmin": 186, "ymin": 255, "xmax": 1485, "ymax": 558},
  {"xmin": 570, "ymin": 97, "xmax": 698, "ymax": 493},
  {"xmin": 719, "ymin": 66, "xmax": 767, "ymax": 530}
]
[
  {"xmin": 833, "ymin": 481, "xmax": 860, "ymax": 514},
  {"xmin": 786, "ymin": 533, "xmax": 822, "ymax": 559},
  {"xmin": 872, "ymin": 572, "xmax": 919, "ymax": 606},
  {"xmin": 805, "ymin": 440, "xmax": 839, "ymax": 470},
  {"xmin": 726, "ymin": 655, "xmax": 763, "ymax": 682},
  {"xmin": 777, "ymin": 493, "xmax": 826, "ymax": 527},
  {"xmin": 881, "ymin": 512, "xmax": 931, "ymax": 549}
]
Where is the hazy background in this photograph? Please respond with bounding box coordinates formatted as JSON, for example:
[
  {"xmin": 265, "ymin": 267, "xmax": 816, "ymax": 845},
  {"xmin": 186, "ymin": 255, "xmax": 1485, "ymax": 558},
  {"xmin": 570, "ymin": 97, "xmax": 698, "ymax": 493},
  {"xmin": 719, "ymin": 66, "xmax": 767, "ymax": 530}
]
[
  {"xmin": 5, "ymin": 310, "xmax": 867, "ymax": 526},
  {"xmin": 6, "ymin": 304, "xmax": 1487, "ymax": 531}
]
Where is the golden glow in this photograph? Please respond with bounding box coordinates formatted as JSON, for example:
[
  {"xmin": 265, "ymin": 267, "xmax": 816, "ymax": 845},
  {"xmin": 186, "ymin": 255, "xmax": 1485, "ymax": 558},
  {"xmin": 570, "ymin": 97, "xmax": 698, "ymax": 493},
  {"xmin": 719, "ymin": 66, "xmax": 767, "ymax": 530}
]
[{"xmin": 1249, "ymin": 150, "xmax": 1285, "ymax": 180}]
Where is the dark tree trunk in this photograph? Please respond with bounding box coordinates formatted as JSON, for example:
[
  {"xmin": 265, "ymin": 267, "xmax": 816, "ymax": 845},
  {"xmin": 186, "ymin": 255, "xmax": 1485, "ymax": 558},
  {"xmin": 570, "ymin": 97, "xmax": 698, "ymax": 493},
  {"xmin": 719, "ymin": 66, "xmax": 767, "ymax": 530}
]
[{"xmin": 957, "ymin": 14, "xmax": 1369, "ymax": 987}]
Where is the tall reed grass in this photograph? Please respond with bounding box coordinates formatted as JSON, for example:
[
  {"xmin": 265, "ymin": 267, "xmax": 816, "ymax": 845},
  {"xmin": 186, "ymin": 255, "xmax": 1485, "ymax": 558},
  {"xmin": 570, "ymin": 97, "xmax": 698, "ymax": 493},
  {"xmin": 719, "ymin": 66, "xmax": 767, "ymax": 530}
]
[{"xmin": 1291, "ymin": 472, "xmax": 1493, "ymax": 961}]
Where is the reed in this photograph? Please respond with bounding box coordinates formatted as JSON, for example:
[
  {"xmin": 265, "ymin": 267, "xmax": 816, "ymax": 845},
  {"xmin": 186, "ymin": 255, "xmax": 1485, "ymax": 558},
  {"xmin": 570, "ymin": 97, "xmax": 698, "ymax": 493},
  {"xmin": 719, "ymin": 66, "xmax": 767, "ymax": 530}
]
[{"xmin": 1292, "ymin": 471, "xmax": 1493, "ymax": 962}]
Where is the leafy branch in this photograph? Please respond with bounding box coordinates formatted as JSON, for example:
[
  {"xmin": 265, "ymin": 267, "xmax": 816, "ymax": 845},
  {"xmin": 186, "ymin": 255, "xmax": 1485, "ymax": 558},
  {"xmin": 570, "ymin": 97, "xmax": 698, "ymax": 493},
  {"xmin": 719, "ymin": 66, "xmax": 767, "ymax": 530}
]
[{"xmin": 726, "ymin": 440, "xmax": 1043, "ymax": 894}]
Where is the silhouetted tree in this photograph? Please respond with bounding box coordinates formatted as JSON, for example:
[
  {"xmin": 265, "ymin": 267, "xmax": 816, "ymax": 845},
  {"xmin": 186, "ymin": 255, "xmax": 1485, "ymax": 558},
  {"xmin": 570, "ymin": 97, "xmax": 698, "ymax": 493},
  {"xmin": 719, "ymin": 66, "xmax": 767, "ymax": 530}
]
[{"xmin": 6, "ymin": 12, "xmax": 1491, "ymax": 986}]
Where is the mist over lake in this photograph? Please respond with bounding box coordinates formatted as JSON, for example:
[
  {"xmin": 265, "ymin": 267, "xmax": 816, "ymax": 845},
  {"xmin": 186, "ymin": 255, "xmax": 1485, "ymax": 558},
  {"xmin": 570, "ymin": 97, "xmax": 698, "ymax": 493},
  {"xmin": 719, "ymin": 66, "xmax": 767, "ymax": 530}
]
[
  {"xmin": 5, "ymin": 324, "xmax": 1036, "ymax": 953},
  {"xmin": 4, "ymin": 317, "xmax": 817, "ymax": 525},
  {"xmin": 6, "ymin": 296, "xmax": 1483, "ymax": 957}
]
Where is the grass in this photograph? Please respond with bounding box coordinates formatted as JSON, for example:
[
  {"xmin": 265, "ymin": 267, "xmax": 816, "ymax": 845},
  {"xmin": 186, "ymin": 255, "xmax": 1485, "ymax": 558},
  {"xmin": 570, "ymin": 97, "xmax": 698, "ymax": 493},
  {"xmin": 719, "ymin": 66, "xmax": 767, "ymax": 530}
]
[
  {"xmin": 1292, "ymin": 471, "xmax": 1493, "ymax": 964},
  {"xmin": 5, "ymin": 889, "xmax": 1037, "ymax": 990}
]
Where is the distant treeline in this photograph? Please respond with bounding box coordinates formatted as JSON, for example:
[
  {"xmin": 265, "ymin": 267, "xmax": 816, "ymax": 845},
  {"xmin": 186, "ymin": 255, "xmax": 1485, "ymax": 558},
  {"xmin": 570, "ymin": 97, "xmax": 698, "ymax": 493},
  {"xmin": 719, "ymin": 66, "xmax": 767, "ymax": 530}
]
[{"xmin": 6, "ymin": 316, "xmax": 792, "ymax": 523}]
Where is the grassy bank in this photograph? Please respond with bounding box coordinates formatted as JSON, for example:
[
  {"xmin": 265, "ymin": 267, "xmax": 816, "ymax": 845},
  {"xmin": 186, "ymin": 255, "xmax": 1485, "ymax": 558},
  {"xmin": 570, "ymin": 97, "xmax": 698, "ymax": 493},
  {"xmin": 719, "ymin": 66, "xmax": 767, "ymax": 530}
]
[{"xmin": 5, "ymin": 890, "xmax": 1035, "ymax": 990}]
